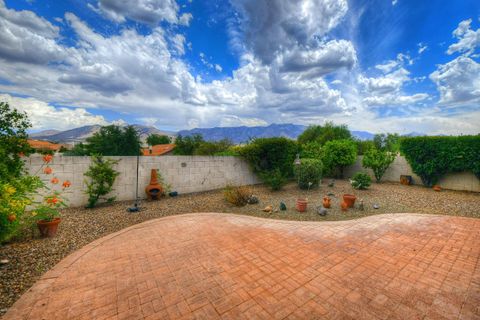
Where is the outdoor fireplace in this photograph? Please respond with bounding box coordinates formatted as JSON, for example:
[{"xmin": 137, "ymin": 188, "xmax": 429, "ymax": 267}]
[{"xmin": 145, "ymin": 169, "xmax": 163, "ymax": 200}]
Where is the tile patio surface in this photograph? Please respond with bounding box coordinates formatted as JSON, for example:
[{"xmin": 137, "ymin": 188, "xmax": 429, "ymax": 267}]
[{"xmin": 4, "ymin": 213, "xmax": 480, "ymax": 320}]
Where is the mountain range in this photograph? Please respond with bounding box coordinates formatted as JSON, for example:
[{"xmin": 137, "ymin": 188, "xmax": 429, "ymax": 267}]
[
  {"xmin": 29, "ymin": 123, "xmax": 385, "ymax": 144},
  {"xmin": 178, "ymin": 124, "xmax": 375, "ymax": 143},
  {"xmin": 29, "ymin": 125, "xmax": 174, "ymax": 144}
]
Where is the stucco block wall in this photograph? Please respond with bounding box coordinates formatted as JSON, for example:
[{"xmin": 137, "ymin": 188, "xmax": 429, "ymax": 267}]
[
  {"xmin": 344, "ymin": 155, "xmax": 480, "ymax": 192},
  {"xmin": 26, "ymin": 156, "xmax": 259, "ymax": 207}
]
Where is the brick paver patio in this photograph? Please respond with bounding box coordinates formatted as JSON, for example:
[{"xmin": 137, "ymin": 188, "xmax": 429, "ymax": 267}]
[{"xmin": 4, "ymin": 213, "xmax": 480, "ymax": 320}]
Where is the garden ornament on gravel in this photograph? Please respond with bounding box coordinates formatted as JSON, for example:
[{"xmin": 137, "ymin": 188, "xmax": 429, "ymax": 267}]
[
  {"xmin": 248, "ymin": 195, "xmax": 259, "ymax": 204},
  {"xmin": 373, "ymin": 204, "xmax": 380, "ymax": 209},
  {"xmin": 279, "ymin": 202, "xmax": 287, "ymax": 211},
  {"xmin": 262, "ymin": 205, "xmax": 273, "ymax": 213},
  {"xmin": 359, "ymin": 199, "xmax": 365, "ymax": 211},
  {"xmin": 317, "ymin": 206, "xmax": 327, "ymax": 216}
]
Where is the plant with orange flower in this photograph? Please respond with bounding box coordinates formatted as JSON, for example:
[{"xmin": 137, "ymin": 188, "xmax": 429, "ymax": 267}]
[{"xmin": 32, "ymin": 156, "xmax": 72, "ymax": 223}]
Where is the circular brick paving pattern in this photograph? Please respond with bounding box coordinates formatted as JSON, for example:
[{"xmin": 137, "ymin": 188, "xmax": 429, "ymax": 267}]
[{"xmin": 4, "ymin": 213, "xmax": 480, "ymax": 320}]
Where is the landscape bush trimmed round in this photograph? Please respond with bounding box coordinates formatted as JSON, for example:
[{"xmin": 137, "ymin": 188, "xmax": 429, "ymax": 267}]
[
  {"xmin": 294, "ymin": 158, "xmax": 323, "ymax": 189},
  {"xmin": 350, "ymin": 172, "xmax": 372, "ymax": 190}
]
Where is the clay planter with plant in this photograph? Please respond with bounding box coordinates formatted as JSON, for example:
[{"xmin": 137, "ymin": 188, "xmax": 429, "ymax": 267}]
[
  {"xmin": 343, "ymin": 194, "xmax": 356, "ymax": 208},
  {"xmin": 31, "ymin": 154, "xmax": 71, "ymax": 238},
  {"xmin": 296, "ymin": 198, "xmax": 308, "ymax": 212}
]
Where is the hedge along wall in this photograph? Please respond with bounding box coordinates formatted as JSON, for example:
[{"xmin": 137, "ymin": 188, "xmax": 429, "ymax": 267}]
[
  {"xmin": 344, "ymin": 155, "xmax": 480, "ymax": 192},
  {"xmin": 25, "ymin": 155, "xmax": 259, "ymax": 207},
  {"xmin": 399, "ymin": 136, "xmax": 480, "ymax": 186}
]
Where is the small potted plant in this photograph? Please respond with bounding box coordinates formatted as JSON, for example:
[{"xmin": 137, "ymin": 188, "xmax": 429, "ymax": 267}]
[{"xmin": 31, "ymin": 154, "xmax": 71, "ymax": 237}]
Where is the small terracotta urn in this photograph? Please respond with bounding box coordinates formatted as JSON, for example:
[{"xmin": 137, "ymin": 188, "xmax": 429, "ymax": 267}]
[
  {"xmin": 343, "ymin": 194, "xmax": 356, "ymax": 208},
  {"xmin": 322, "ymin": 196, "xmax": 331, "ymax": 208},
  {"xmin": 341, "ymin": 201, "xmax": 348, "ymax": 212},
  {"xmin": 433, "ymin": 185, "xmax": 441, "ymax": 192},
  {"xmin": 37, "ymin": 218, "xmax": 61, "ymax": 238},
  {"xmin": 145, "ymin": 169, "xmax": 163, "ymax": 200},
  {"xmin": 296, "ymin": 198, "xmax": 308, "ymax": 212}
]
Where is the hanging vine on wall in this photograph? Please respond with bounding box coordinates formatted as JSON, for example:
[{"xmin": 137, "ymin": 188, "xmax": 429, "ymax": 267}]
[{"xmin": 399, "ymin": 136, "xmax": 480, "ymax": 187}]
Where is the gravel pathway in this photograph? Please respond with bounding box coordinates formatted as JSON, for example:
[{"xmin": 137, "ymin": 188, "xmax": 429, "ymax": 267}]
[{"xmin": 0, "ymin": 180, "xmax": 479, "ymax": 315}]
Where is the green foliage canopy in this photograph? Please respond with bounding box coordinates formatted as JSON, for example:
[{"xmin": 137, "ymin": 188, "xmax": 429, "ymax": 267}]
[
  {"xmin": 146, "ymin": 134, "xmax": 171, "ymax": 145},
  {"xmin": 297, "ymin": 122, "xmax": 352, "ymax": 145},
  {"xmin": 84, "ymin": 155, "xmax": 120, "ymax": 208},
  {"xmin": 400, "ymin": 136, "xmax": 480, "ymax": 186},
  {"xmin": 294, "ymin": 158, "xmax": 323, "ymax": 189},
  {"xmin": 240, "ymin": 137, "xmax": 298, "ymax": 190},
  {"xmin": 322, "ymin": 139, "xmax": 357, "ymax": 178},
  {"xmin": 362, "ymin": 148, "xmax": 396, "ymax": 182},
  {"xmin": 67, "ymin": 125, "xmax": 141, "ymax": 156}
]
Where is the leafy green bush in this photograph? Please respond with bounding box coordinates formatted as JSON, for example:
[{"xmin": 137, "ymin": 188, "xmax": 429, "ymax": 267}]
[
  {"xmin": 146, "ymin": 134, "xmax": 171, "ymax": 145},
  {"xmin": 294, "ymin": 158, "xmax": 323, "ymax": 189},
  {"xmin": 297, "ymin": 122, "xmax": 352, "ymax": 145},
  {"xmin": 259, "ymin": 169, "xmax": 288, "ymax": 191},
  {"xmin": 400, "ymin": 136, "xmax": 480, "ymax": 186},
  {"xmin": 0, "ymin": 102, "xmax": 43, "ymax": 242},
  {"xmin": 239, "ymin": 137, "xmax": 298, "ymax": 178},
  {"xmin": 374, "ymin": 133, "xmax": 400, "ymax": 152},
  {"xmin": 194, "ymin": 139, "xmax": 233, "ymax": 155},
  {"xmin": 66, "ymin": 125, "xmax": 141, "ymax": 156},
  {"xmin": 300, "ymin": 141, "xmax": 323, "ymax": 159},
  {"xmin": 362, "ymin": 148, "xmax": 396, "ymax": 182},
  {"xmin": 356, "ymin": 139, "xmax": 375, "ymax": 155},
  {"xmin": 84, "ymin": 156, "xmax": 120, "ymax": 208},
  {"xmin": 350, "ymin": 172, "xmax": 371, "ymax": 190},
  {"xmin": 173, "ymin": 134, "xmax": 204, "ymax": 155},
  {"xmin": 322, "ymin": 139, "xmax": 357, "ymax": 178}
]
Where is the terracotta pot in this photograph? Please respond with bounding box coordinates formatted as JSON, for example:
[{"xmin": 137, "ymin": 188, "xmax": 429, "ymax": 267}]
[
  {"xmin": 343, "ymin": 194, "xmax": 356, "ymax": 208},
  {"xmin": 37, "ymin": 218, "xmax": 61, "ymax": 238},
  {"xmin": 433, "ymin": 185, "xmax": 441, "ymax": 192},
  {"xmin": 145, "ymin": 169, "xmax": 163, "ymax": 200},
  {"xmin": 341, "ymin": 201, "xmax": 348, "ymax": 211},
  {"xmin": 322, "ymin": 196, "xmax": 331, "ymax": 208},
  {"xmin": 296, "ymin": 198, "xmax": 308, "ymax": 212}
]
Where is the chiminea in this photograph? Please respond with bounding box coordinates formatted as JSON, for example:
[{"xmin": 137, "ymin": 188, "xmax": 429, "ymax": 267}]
[{"xmin": 145, "ymin": 169, "xmax": 163, "ymax": 200}]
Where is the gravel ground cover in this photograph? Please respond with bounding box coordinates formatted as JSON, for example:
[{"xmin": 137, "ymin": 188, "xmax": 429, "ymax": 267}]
[{"xmin": 0, "ymin": 179, "xmax": 479, "ymax": 315}]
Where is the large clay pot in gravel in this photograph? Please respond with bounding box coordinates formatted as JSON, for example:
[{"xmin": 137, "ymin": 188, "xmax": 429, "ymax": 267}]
[
  {"xmin": 322, "ymin": 196, "xmax": 331, "ymax": 208},
  {"xmin": 343, "ymin": 194, "xmax": 356, "ymax": 208},
  {"xmin": 37, "ymin": 218, "xmax": 61, "ymax": 238},
  {"xmin": 296, "ymin": 199, "xmax": 308, "ymax": 212}
]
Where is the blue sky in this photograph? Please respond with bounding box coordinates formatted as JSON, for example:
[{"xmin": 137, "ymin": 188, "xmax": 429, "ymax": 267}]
[{"xmin": 0, "ymin": 0, "xmax": 479, "ymax": 134}]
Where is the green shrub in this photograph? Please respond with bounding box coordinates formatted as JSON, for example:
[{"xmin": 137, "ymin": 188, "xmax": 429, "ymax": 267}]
[
  {"xmin": 146, "ymin": 134, "xmax": 171, "ymax": 145},
  {"xmin": 194, "ymin": 139, "xmax": 233, "ymax": 155},
  {"xmin": 322, "ymin": 139, "xmax": 357, "ymax": 178},
  {"xmin": 173, "ymin": 134, "xmax": 204, "ymax": 155},
  {"xmin": 259, "ymin": 168, "xmax": 288, "ymax": 191},
  {"xmin": 84, "ymin": 156, "xmax": 120, "ymax": 208},
  {"xmin": 294, "ymin": 158, "xmax": 323, "ymax": 189},
  {"xmin": 362, "ymin": 148, "xmax": 396, "ymax": 182},
  {"xmin": 350, "ymin": 172, "xmax": 371, "ymax": 190},
  {"xmin": 297, "ymin": 122, "xmax": 352, "ymax": 145},
  {"xmin": 356, "ymin": 139, "xmax": 375, "ymax": 155},
  {"xmin": 300, "ymin": 141, "xmax": 323, "ymax": 159},
  {"xmin": 400, "ymin": 136, "xmax": 480, "ymax": 186},
  {"xmin": 240, "ymin": 137, "xmax": 298, "ymax": 179}
]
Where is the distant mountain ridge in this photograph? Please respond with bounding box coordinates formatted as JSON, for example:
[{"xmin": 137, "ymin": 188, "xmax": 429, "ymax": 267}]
[
  {"xmin": 178, "ymin": 123, "xmax": 375, "ymax": 143},
  {"xmin": 30, "ymin": 124, "xmax": 174, "ymax": 144},
  {"xmin": 30, "ymin": 123, "xmax": 423, "ymax": 145}
]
